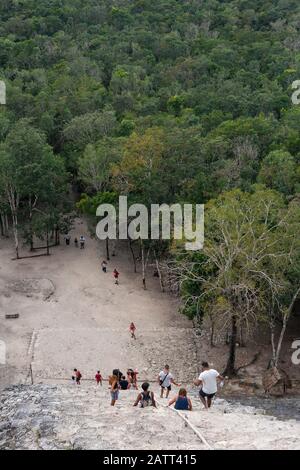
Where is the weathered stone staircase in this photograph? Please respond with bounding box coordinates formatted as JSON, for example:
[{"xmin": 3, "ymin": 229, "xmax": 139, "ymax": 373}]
[
  {"xmin": 0, "ymin": 383, "xmax": 207, "ymax": 450},
  {"xmin": 2, "ymin": 383, "xmax": 300, "ymax": 450}
]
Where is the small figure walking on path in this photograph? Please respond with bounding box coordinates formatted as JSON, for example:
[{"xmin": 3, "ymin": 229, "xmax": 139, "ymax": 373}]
[
  {"xmin": 133, "ymin": 382, "xmax": 156, "ymax": 408},
  {"xmin": 158, "ymin": 364, "xmax": 181, "ymax": 399},
  {"xmin": 74, "ymin": 237, "xmax": 78, "ymax": 248},
  {"xmin": 113, "ymin": 268, "xmax": 119, "ymax": 284},
  {"xmin": 101, "ymin": 260, "xmax": 107, "ymax": 273},
  {"xmin": 64, "ymin": 234, "xmax": 71, "ymax": 246},
  {"xmin": 79, "ymin": 235, "xmax": 85, "ymax": 249},
  {"xmin": 72, "ymin": 368, "xmax": 82, "ymax": 385},
  {"xmin": 95, "ymin": 370, "xmax": 102, "ymax": 386},
  {"xmin": 194, "ymin": 361, "xmax": 224, "ymax": 410},
  {"xmin": 129, "ymin": 322, "xmax": 136, "ymax": 339}
]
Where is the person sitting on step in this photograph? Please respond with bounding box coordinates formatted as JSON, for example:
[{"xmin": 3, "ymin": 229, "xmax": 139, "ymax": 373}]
[
  {"xmin": 168, "ymin": 388, "xmax": 192, "ymax": 411},
  {"xmin": 133, "ymin": 382, "xmax": 156, "ymax": 408}
]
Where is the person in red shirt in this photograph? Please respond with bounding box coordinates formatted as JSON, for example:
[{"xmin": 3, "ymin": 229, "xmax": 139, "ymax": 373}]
[
  {"xmin": 95, "ymin": 370, "xmax": 102, "ymax": 386},
  {"xmin": 72, "ymin": 368, "xmax": 82, "ymax": 385},
  {"xmin": 113, "ymin": 268, "xmax": 119, "ymax": 285},
  {"xmin": 129, "ymin": 322, "xmax": 136, "ymax": 339}
]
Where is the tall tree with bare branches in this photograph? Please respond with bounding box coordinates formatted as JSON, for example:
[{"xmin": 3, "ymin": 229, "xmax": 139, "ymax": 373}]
[{"xmin": 171, "ymin": 188, "xmax": 300, "ymax": 376}]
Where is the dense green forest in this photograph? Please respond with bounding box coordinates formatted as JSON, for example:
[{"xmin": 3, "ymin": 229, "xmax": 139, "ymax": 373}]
[{"xmin": 1, "ymin": 0, "xmax": 300, "ymax": 374}]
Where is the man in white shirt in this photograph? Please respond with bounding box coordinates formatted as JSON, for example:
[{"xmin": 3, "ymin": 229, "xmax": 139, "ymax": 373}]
[
  {"xmin": 158, "ymin": 364, "xmax": 181, "ymax": 398},
  {"xmin": 194, "ymin": 361, "xmax": 224, "ymax": 409}
]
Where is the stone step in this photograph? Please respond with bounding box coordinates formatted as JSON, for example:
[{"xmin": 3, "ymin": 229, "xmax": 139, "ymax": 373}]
[{"xmin": 0, "ymin": 383, "xmax": 206, "ymax": 450}]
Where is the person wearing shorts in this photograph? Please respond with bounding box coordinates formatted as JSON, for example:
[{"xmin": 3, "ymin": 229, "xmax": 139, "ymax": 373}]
[
  {"xmin": 110, "ymin": 388, "xmax": 119, "ymax": 403},
  {"xmin": 80, "ymin": 235, "xmax": 85, "ymax": 249},
  {"xmin": 158, "ymin": 365, "xmax": 180, "ymax": 398},
  {"xmin": 194, "ymin": 361, "xmax": 224, "ymax": 409},
  {"xmin": 109, "ymin": 374, "xmax": 120, "ymax": 406}
]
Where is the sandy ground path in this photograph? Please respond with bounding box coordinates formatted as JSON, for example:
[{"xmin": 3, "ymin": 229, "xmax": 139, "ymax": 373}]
[{"xmin": 0, "ymin": 218, "xmax": 195, "ymax": 388}]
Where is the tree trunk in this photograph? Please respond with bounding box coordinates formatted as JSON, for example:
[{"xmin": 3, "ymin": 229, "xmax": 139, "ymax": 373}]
[
  {"xmin": 29, "ymin": 213, "xmax": 34, "ymax": 251},
  {"xmin": 28, "ymin": 196, "xmax": 38, "ymax": 251},
  {"xmin": 12, "ymin": 212, "xmax": 19, "ymax": 259},
  {"xmin": 141, "ymin": 241, "xmax": 146, "ymax": 290},
  {"xmin": 0, "ymin": 213, "xmax": 4, "ymax": 237},
  {"xmin": 55, "ymin": 227, "xmax": 60, "ymax": 246},
  {"xmin": 46, "ymin": 230, "xmax": 50, "ymax": 256},
  {"xmin": 7, "ymin": 187, "xmax": 20, "ymax": 259},
  {"xmin": 5, "ymin": 214, "xmax": 9, "ymax": 236},
  {"xmin": 271, "ymin": 287, "xmax": 300, "ymax": 367},
  {"xmin": 274, "ymin": 317, "xmax": 287, "ymax": 368},
  {"xmin": 129, "ymin": 240, "xmax": 137, "ymax": 273},
  {"xmin": 210, "ymin": 318, "xmax": 215, "ymax": 347},
  {"xmin": 224, "ymin": 315, "xmax": 237, "ymax": 377},
  {"xmin": 154, "ymin": 252, "xmax": 165, "ymax": 292},
  {"xmin": 28, "ymin": 197, "xmax": 33, "ymax": 251},
  {"xmin": 106, "ymin": 238, "xmax": 110, "ymax": 260},
  {"xmin": 240, "ymin": 325, "xmax": 245, "ymax": 347},
  {"xmin": 270, "ymin": 319, "xmax": 276, "ymax": 366}
]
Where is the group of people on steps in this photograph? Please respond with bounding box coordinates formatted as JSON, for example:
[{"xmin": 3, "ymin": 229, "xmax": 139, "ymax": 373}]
[{"xmin": 72, "ymin": 362, "xmax": 224, "ymax": 411}]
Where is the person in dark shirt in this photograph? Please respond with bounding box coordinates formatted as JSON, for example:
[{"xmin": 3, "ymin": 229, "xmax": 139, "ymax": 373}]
[
  {"xmin": 119, "ymin": 375, "xmax": 129, "ymax": 390},
  {"xmin": 133, "ymin": 382, "xmax": 156, "ymax": 408}
]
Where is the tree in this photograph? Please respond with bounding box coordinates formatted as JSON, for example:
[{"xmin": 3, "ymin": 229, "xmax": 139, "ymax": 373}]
[
  {"xmin": 78, "ymin": 138, "xmax": 122, "ymax": 193},
  {"xmin": 112, "ymin": 128, "xmax": 165, "ymax": 202},
  {"xmin": 258, "ymin": 150, "xmax": 300, "ymax": 196},
  {"xmin": 63, "ymin": 110, "xmax": 117, "ymax": 149},
  {"xmin": 173, "ymin": 188, "xmax": 300, "ymax": 376},
  {"xmin": 260, "ymin": 196, "xmax": 300, "ymax": 368},
  {"xmin": 0, "ymin": 120, "xmax": 69, "ymax": 258}
]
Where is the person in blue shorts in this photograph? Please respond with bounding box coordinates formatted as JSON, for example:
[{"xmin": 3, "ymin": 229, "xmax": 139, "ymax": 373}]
[{"xmin": 109, "ymin": 374, "xmax": 120, "ymax": 406}]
